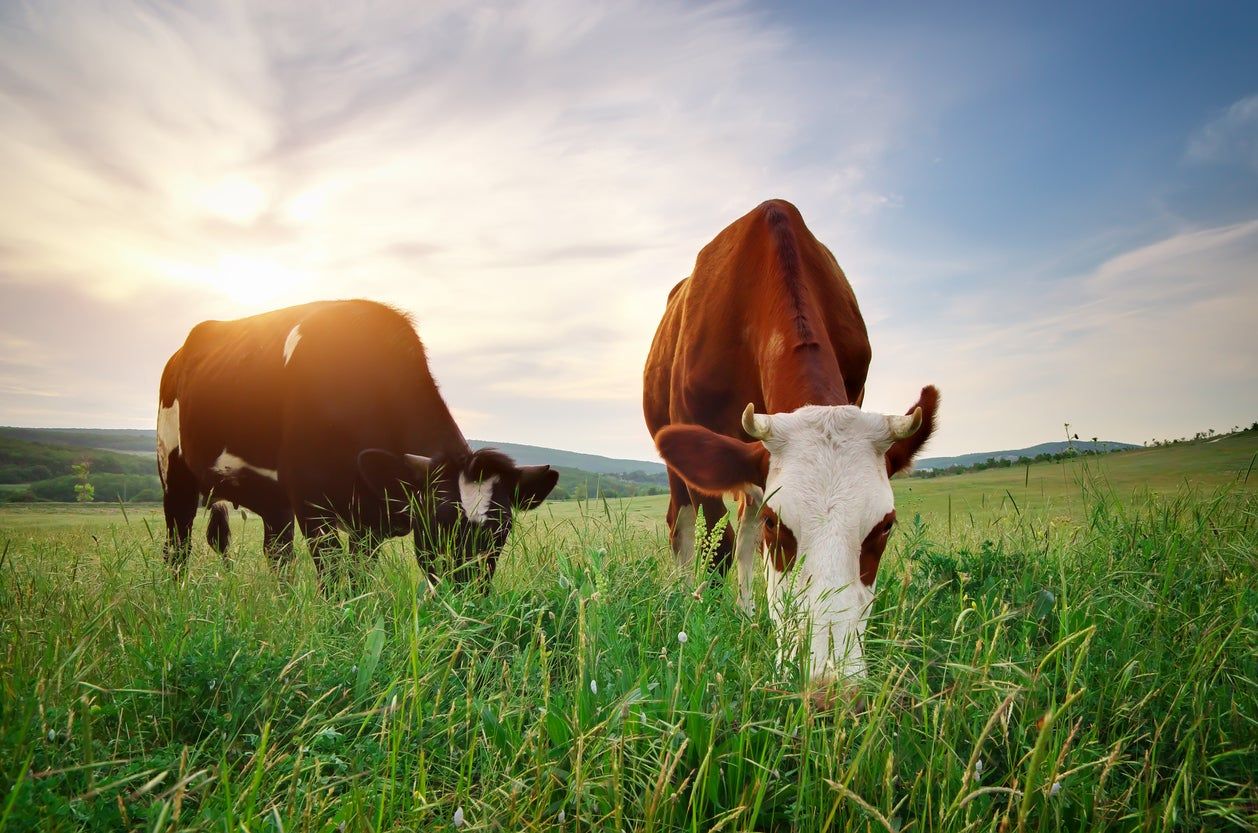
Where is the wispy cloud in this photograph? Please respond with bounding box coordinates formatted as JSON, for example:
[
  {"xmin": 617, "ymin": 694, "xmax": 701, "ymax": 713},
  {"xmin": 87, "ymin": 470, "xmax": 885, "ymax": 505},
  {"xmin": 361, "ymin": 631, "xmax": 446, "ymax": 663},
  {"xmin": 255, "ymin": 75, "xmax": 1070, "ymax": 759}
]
[
  {"xmin": 0, "ymin": 0, "xmax": 910, "ymax": 453},
  {"xmin": 866, "ymin": 220, "xmax": 1258, "ymax": 451},
  {"xmin": 0, "ymin": 2, "xmax": 1252, "ymax": 459},
  {"xmin": 1186, "ymin": 94, "xmax": 1258, "ymax": 171}
]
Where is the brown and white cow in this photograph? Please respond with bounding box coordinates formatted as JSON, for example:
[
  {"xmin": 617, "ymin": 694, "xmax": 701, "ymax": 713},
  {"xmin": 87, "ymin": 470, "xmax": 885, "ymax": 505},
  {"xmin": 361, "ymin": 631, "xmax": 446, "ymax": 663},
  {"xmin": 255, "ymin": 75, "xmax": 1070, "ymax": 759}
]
[
  {"xmin": 643, "ymin": 199, "xmax": 938, "ymax": 682},
  {"xmin": 158, "ymin": 299, "xmax": 558, "ymax": 585}
]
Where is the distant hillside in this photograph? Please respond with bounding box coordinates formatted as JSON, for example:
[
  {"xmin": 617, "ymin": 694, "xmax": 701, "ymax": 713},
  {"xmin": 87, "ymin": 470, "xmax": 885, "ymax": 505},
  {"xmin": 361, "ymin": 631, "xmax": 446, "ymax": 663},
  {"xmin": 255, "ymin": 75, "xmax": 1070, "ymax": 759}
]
[
  {"xmin": 0, "ymin": 428, "xmax": 665, "ymax": 476},
  {"xmin": 894, "ymin": 429, "xmax": 1258, "ymax": 521},
  {"xmin": 467, "ymin": 440, "xmax": 664, "ymax": 475},
  {"xmin": 0, "ymin": 428, "xmax": 666, "ymax": 503},
  {"xmin": 0, "ymin": 427, "xmax": 155, "ymax": 454},
  {"xmin": 0, "ymin": 435, "xmax": 162, "ymax": 502},
  {"xmin": 917, "ymin": 440, "xmax": 1137, "ymax": 471}
]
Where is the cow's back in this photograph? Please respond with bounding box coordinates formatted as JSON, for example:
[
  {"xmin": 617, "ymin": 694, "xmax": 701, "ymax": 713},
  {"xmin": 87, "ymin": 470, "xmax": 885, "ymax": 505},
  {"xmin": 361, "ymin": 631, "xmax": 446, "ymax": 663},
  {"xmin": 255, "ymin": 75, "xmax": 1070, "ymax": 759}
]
[
  {"xmin": 643, "ymin": 278, "xmax": 689, "ymax": 439},
  {"xmin": 276, "ymin": 301, "xmax": 464, "ymax": 486},
  {"xmin": 645, "ymin": 200, "xmax": 871, "ymax": 441},
  {"xmin": 161, "ymin": 302, "xmax": 329, "ymax": 477},
  {"xmin": 161, "ymin": 300, "xmax": 463, "ymax": 510}
]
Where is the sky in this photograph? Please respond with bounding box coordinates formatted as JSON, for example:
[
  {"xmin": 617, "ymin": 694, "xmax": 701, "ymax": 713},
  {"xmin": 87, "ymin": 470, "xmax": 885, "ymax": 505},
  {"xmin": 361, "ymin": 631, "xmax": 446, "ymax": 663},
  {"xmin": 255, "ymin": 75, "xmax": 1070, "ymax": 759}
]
[{"xmin": 0, "ymin": 1, "xmax": 1255, "ymax": 462}]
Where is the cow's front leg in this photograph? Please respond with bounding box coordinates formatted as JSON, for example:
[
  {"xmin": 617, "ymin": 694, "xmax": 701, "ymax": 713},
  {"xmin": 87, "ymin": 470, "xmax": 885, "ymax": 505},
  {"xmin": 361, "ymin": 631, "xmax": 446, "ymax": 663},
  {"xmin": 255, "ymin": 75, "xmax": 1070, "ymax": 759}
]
[
  {"xmin": 298, "ymin": 513, "xmax": 342, "ymax": 593},
  {"xmin": 735, "ymin": 487, "xmax": 764, "ymax": 614},
  {"xmin": 263, "ymin": 515, "xmax": 296, "ymax": 572},
  {"xmin": 161, "ymin": 452, "xmax": 199, "ymax": 575}
]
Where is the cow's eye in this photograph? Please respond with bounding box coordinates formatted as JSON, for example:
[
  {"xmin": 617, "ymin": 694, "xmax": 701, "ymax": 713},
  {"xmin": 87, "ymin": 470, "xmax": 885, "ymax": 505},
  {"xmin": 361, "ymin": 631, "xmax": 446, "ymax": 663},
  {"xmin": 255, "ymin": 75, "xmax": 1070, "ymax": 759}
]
[{"xmin": 763, "ymin": 513, "xmax": 778, "ymax": 530}]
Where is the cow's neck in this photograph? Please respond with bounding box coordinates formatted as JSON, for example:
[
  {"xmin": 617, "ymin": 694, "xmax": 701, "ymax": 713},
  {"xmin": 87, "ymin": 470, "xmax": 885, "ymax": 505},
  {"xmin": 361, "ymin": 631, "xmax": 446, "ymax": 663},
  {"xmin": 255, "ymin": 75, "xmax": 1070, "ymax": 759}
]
[
  {"xmin": 405, "ymin": 384, "xmax": 471, "ymax": 457},
  {"xmin": 761, "ymin": 342, "xmax": 850, "ymax": 413}
]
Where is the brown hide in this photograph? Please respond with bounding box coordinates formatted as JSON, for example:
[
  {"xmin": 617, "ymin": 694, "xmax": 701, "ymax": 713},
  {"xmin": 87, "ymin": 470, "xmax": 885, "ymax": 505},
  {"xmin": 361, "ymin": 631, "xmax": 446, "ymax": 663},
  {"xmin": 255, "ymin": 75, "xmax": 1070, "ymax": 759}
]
[
  {"xmin": 644, "ymin": 198, "xmax": 938, "ymax": 570},
  {"xmin": 644, "ymin": 199, "xmax": 871, "ymax": 446}
]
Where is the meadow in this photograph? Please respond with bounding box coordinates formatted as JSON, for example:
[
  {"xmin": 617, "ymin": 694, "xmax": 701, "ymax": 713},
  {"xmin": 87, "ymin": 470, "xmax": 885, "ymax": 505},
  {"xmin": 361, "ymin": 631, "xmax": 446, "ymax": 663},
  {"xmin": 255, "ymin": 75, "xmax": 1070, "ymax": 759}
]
[{"xmin": 0, "ymin": 434, "xmax": 1254, "ymax": 831}]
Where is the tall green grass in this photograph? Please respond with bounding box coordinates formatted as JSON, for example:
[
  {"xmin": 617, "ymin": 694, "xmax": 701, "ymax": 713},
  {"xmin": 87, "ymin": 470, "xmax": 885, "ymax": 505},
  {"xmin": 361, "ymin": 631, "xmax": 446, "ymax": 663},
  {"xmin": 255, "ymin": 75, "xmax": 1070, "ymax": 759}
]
[{"xmin": 0, "ymin": 481, "xmax": 1254, "ymax": 831}]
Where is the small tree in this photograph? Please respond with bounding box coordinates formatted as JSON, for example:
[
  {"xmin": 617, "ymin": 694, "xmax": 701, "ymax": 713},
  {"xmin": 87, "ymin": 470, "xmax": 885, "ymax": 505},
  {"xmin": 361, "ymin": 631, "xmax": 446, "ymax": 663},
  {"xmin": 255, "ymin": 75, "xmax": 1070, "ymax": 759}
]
[{"xmin": 72, "ymin": 461, "xmax": 95, "ymax": 503}]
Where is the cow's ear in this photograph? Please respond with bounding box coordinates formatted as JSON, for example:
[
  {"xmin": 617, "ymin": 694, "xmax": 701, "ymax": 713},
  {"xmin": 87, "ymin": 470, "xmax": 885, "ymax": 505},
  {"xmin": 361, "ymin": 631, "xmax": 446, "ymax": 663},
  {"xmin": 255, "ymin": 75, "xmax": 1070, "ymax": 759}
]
[
  {"xmin": 514, "ymin": 464, "xmax": 559, "ymax": 510},
  {"xmin": 886, "ymin": 386, "xmax": 939, "ymax": 477},
  {"xmin": 357, "ymin": 449, "xmax": 434, "ymax": 501},
  {"xmin": 655, "ymin": 424, "xmax": 769, "ymax": 497}
]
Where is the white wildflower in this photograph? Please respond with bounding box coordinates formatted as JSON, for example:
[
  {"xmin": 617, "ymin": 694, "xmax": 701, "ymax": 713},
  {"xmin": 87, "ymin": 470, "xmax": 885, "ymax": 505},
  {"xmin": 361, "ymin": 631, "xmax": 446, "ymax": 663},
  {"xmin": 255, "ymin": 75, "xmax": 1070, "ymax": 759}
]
[
  {"xmin": 47, "ymin": 729, "xmax": 56, "ymax": 742},
  {"xmin": 589, "ymin": 678, "xmax": 598, "ymax": 695},
  {"xmin": 973, "ymin": 758, "xmax": 984, "ymax": 782},
  {"xmin": 208, "ymin": 679, "xmax": 216, "ymax": 690},
  {"xmin": 557, "ymin": 809, "xmax": 566, "ymax": 823},
  {"xmin": 677, "ymin": 631, "xmax": 688, "ymax": 644},
  {"xmin": 1049, "ymin": 779, "xmax": 1062, "ymax": 797},
  {"xmin": 453, "ymin": 806, "xmax": 465, "ymax": 828}
]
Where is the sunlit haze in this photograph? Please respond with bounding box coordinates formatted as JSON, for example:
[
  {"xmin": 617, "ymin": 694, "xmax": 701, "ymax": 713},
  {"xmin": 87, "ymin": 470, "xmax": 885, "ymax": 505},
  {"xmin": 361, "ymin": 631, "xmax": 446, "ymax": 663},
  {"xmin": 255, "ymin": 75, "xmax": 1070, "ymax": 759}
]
[{"xmin": 1, "ymin": 2, "xmax": 1255, "ymax": 461}]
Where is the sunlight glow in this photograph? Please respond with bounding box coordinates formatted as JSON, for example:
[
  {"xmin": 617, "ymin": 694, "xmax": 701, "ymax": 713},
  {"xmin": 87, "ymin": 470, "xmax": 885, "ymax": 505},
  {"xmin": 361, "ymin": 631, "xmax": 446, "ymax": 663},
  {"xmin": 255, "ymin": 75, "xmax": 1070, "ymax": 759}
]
[
  {"xmin": 212, "ymin": 254, "xmax": 306, "ymax": 305},
  {"xmin": 161, "ymin": 253, "xmax": 308, "ymax": 307},
  {"xmin": 196, "ymin": 175, "xmax": 268, "ymax": 224}
]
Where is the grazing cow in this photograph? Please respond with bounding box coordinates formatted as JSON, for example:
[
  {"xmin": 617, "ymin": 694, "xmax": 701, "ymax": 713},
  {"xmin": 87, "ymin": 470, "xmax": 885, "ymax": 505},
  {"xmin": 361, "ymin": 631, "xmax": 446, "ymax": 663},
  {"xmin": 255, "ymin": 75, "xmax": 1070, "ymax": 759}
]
[
  {"xmin": 643, "ymin": 199, "xmax": 938, "ymax": 683},
  {"xmin": 157, "ymin": 299, "xmax": 558, "ymax": 585}
]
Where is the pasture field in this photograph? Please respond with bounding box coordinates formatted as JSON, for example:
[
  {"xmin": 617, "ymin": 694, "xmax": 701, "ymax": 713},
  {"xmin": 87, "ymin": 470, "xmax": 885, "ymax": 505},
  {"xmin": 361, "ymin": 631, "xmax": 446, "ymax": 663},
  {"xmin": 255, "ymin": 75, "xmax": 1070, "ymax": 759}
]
[{"xmin": 0, "ymin": 436, "xmax": 1255, "ymax": 831}]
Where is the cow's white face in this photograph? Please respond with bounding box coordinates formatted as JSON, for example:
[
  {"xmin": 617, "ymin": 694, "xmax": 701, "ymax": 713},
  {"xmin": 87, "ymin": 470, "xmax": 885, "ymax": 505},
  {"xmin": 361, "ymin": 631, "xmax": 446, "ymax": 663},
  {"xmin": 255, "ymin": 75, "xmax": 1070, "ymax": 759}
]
[
  {"xmin": 655, "ymin": 390, "xmax": 937, "ymax": 689},
  {"xmin": 752, "ymin": 405, "xmax": 900, "ymax": 681}
]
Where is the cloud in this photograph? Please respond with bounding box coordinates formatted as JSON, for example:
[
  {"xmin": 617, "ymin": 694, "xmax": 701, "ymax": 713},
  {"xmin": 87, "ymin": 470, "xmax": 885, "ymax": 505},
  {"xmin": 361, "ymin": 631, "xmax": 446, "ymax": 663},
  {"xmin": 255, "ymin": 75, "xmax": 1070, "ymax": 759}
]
[
  {"xmin": 0, "ymin": 0, "xmax": 910, "ymax": 456},
  {"xmin": 863, "ymin": 220, "xmax": 1258, "ymax": 453},
  {"xmin": 1186, "ymin": 94, "xmax": 1258, "ymax": 171},
  {"xmin": 3, "ymin": 2, "xmax": 1249, "ymax": 463}
]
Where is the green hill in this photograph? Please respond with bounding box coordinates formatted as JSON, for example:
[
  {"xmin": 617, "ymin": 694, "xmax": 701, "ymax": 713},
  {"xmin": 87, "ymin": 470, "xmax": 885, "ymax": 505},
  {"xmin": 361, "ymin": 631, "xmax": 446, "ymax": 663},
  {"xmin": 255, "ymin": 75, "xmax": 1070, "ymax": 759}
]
[
  {"xmin": 894, "ymin": 428, "xmax": 1258, "ymax": 525},
  {"xmin": 4, "ymin": 425, "xmax": 1250, "ymax": 509},
  {"xmin": 0, "ymin": 426, "xmax": 155, "ymax": 454},
  {"xmin": 0, "ymin": 428, "xmax": 665, "ymax": 474},
  {"xmin": 916, "ymin": 439, "xmax": 1136, "ymax": 471},
  {"xmin": 467, "ymin": 440, "xmax": 664, "ymax": 475},
  {"xmin": 0, "ymin": 431, "xmax": 665, "ymax": 504},
  {"xmin": 0, "ymin": 436, "xmax": 161, "ymax": 503}
]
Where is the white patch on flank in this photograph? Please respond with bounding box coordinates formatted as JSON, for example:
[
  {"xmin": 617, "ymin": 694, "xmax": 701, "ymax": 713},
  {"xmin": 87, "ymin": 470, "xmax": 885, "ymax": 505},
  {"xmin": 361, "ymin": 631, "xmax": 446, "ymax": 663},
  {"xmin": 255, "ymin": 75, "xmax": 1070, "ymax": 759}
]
[
  {"xmin": 753, "ymin": 404, "xmax": 902, "ymax": 682},
  {"xmin": 156, "ymin": 400, "xmax": 180, "ymax": 484},
  {"xmin": 212, "ymin": 450, "xmax": 279, "ymax": 482},
  {"xmin": 283, "ymin": 325, "xmax": 302, "ymax": 365},
  {"xmin": 672, "ymin": 504, "xmax": 697, "ymax": 568},
  {"xmin": 458, "ymin": 473, "xmax": 498, "ymax": 523}
]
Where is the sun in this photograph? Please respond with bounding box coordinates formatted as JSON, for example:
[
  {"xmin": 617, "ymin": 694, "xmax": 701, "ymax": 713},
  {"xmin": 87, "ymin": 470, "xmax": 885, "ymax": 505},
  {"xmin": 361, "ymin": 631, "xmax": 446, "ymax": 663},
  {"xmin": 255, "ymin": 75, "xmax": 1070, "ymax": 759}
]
[
  {"xmin": 159, "ymin": 252, "xmax": 308, "ymax": 308},
  {"xmin": 210, "ymin": 253, "xmax": 307, "ymax": 306},
  {"xmin": 196, "ymin": 175, "xmax": 268, "ymax": 225}
]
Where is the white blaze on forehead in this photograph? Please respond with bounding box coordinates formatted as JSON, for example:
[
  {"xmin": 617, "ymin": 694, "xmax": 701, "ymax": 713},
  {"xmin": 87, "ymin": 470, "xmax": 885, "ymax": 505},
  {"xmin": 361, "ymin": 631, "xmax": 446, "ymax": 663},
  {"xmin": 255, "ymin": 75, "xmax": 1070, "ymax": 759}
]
[
  {"xmin": 212, "ymin": 450, "xmax": 279, "ymax": 482},
  {"xmin": 283, "ymin": 325, "xmax": 302, "ymax": 365},
  {"xmin": 156, "ymin": 400, "xmax": 180, "ymax": 484},
  {"xmin": 458, "ymin": 473, "xmax": 499, "ymax": 523}
]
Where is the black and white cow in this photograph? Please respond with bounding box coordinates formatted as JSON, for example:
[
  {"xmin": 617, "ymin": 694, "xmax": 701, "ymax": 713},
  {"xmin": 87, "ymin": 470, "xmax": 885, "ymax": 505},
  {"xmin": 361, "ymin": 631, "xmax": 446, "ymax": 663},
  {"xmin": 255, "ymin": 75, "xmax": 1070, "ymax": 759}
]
[{"xmin": 157, "ymin": 299, "xmax": 558, "ymax": 584}]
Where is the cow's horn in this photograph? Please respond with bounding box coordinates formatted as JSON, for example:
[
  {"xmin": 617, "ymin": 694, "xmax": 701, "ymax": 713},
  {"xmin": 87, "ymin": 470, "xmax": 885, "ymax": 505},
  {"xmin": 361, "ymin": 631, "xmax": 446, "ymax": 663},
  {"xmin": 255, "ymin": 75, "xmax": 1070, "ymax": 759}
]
[
  {"xmin": 887, "ymin": 407, "xmax": 923, "ymax": 441},
  {"xmin": 742, "ymin": 403, "xmax": 771, "ymax": 440}
]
